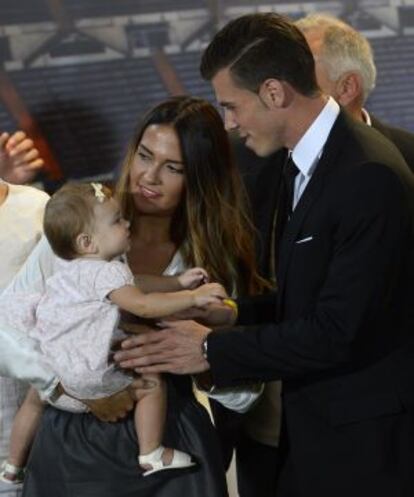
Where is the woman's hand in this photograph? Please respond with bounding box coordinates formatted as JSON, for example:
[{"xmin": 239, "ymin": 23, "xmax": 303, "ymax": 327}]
[
  {"xmin": 193, "ymin": 283, "xmax": 228, "ymax": 307},
  {"xmin": 81, "ymin": 375, "xmax": 161, "ymax": 422},
  {"xmin": 81, "ymin": 389, "xmax": 135, "ymax": 422},
  {"xmin": 166, "ymin": 302, "xmax": 237, "ymax": 327}
]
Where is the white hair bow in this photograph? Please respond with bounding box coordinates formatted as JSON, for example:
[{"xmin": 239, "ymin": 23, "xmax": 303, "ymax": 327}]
[{"xmin": 90, "ymin": 182, "xmax": 106, "ymax": 202}]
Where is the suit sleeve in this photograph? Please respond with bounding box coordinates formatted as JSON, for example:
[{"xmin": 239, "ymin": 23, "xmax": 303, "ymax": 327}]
[
  {"xmin": 208, "ymin": 163, "xmax": 413, "ymax": 386},
  {"xmin": 237, "ymin": 292, "xmax": 277, "ymax": 325}
]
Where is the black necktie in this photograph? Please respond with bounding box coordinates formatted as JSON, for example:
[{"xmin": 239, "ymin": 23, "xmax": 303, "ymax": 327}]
[
  {"xmin": 279, "ymin": 154, "xmax": 299, "ymax": 232},
  {"xmin": 272, "ymin": 154, "xmax": 299, "ymax": 273}
]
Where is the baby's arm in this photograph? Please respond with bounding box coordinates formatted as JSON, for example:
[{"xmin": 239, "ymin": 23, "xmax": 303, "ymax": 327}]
[
  {"xmin": 134, "ymin": 268, "xmax": 208, "ymax": 293},
  {"xmin": 109, "ymin": 282, "xmax": 227, "ymax": 319}
]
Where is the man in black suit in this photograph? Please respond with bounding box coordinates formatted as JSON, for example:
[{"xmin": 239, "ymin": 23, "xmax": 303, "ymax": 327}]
[
  {"xmin": 213, "ymin": 14, "xmax": 414, "ymax": 497},
  {"xmin": 116, "ymin": 13, "xmax": 414, "ymax": 497}
]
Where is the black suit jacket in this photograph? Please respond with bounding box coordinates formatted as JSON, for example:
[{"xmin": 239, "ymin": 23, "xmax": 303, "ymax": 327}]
[
  {"xmin": 371, "ymin": 114, "xmax": 414, "ymax": 173},
  {"xmin": 209, "ymin": 112, "xmax": 414, "ymax": 496}
]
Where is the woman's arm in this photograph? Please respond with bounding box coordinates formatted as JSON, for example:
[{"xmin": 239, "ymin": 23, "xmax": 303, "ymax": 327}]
[
  {"xmin": 164, "ymin": 301, "xmax": 238, "ymax": 328},
  {"xmin": 134, "ymin": 274, "xmax": 183, "ymax": 293},
  {"xmin": 134, "ymin": 267, "xmax": 208, "ymax": 293}
]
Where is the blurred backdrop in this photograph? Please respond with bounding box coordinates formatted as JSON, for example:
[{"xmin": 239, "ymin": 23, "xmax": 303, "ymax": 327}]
[{"xmin": 0, "ymin": 0, "xmax": 413, "ymax": 190}]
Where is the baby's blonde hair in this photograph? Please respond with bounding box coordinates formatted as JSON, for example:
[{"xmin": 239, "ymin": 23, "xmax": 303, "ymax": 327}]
[{"xmin": 44, "ymin": 182, "xmax": 112, "ymax": 260}]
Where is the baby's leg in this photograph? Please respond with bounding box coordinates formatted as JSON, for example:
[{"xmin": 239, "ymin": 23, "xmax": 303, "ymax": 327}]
[
  {"xmin": 134, "ymin": 374, "xmax": 195, "ymax": 476},
  {"xmin": 134, "ymin": 373, "xmax": 165, "ymax": 458},
  {"xmin": 0, "ymin": 387, "xmax": 44, "ymax": 483}
]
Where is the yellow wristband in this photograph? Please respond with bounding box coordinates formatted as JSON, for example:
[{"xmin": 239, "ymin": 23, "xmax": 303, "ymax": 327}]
[{"xmin": 223, "ymin": 298, "xmax": 238, "ymax": 318}]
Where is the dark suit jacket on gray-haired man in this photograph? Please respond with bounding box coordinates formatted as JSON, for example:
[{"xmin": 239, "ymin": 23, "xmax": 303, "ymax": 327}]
[{"xmin": 115, "ymin": 13, "xmax": 414, "ymax": 497}]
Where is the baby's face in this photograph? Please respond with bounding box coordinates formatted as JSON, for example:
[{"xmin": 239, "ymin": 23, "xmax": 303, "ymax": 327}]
[{"xmin": 92, "ymin": 198, "xmax": 130, "ymax": 260}]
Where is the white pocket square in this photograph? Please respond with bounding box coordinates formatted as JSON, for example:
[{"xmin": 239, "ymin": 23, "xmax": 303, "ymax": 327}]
[{"xmin": 295, "ymin": 236, "xmax": 313, "ymax": 244}]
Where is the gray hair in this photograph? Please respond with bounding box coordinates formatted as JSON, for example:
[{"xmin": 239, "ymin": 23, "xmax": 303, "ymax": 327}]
[{"xmin": 296, "ymin": 13, "xmax": 376, "ymax": 102}]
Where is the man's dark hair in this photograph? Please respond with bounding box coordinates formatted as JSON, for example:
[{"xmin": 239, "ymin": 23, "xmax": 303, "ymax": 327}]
[{"xmin": 200, "ymin": 12, "xmax": 319, "ymax": 96}]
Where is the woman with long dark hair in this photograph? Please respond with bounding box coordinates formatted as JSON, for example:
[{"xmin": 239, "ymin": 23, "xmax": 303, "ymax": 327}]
[{"xmin": 6, "ymin": 96, "xmax": 266, "ymax": 497}]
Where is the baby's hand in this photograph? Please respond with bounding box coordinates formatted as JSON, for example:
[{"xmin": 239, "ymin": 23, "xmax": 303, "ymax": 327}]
[
  {"xmin": 193, "ymin": 282, "xmax": 227, "ymax": 307},
  {"xmin": 178, "ymin": 267, "xmax": 209, "ymax": 289}
]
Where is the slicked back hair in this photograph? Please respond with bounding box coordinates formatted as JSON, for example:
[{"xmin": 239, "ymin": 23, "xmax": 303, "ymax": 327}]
[{"xmin": 200, "ymin": 12, "xmax": 319, "ymax": 96}]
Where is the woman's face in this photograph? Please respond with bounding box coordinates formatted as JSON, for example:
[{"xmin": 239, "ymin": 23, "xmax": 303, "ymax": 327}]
[{"xmin": 129, "ymin": 124, "xmax": 185, "ymax": 216}]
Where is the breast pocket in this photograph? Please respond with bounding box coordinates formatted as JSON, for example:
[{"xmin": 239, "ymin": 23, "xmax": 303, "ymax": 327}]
[
  {"xmin": 294, "ymin": 235, "xmax": 314, "ymax": 245},
  {"xmin": 285, "ymin": 234, "xmax": 332, "ymax": 306}
]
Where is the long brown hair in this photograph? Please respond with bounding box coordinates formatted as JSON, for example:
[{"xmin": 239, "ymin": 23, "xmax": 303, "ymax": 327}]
[{"xmin": 117, "ymin": 96, "xmax": 268, "ymax": 296}]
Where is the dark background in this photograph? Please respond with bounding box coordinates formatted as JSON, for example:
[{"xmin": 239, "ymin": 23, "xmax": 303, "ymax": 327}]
[{"xmin": 0, "ymin": 0, "xmax": 413, "ymax": 189}]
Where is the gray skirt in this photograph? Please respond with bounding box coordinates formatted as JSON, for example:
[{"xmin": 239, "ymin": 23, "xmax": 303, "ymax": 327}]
[{"xmin": 22, "ymin": 376, "xmax": 228, "ymax": 497}]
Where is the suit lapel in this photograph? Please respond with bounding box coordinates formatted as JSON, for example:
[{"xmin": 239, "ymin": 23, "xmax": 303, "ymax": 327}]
[
  {"xmin": 370, "ymin": 115, "xmax": 389, "ymax": 140},
  {"xmin": 277, "ymin": 174, "xmax": 325, "ymax": 288},
  {"xmin": 275, "ymin": 111, "xmax": 349, "ymax": 313}
]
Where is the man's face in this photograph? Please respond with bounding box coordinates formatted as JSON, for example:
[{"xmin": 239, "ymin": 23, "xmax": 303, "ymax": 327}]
[
  {"xmin": 303, "ymin": 30, "xmax": 339, "ymax": 100},
  {"xmin": 211, "ymin": 68, "xmax": 286, "ymax": 157}
]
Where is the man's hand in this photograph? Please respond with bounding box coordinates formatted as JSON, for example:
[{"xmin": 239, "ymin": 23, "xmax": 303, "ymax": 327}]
[
  {"xmin": 82, "ymin": 389, "xmax": 134, "ymax": 422},
  {"xmin": 114, "ymin": 320, "xmax": 212, "ymax": 375},
  {"xmin": 0, "ymin": 131, "xmax": 44, "ymax": 183}
]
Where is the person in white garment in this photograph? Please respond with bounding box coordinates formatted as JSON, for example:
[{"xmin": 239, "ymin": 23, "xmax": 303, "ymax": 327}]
[{"xmin": 0, "ymin": 130, "xmax": 53, "ymax": 496}]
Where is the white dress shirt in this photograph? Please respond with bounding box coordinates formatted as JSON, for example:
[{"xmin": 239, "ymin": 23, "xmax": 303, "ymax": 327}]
[{"xmin": 291, "ymin": 97, "xmax": 340, "ymax": 210}]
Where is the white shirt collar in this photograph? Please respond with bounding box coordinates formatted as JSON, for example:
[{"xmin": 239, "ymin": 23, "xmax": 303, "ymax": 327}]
[
  {"xmin": 291, "ymin": 97, "xmax": 340, "ymax": 178},
  {"xmin": 361, "ymin": 107, "xmax": 372, "ymax": 126}
]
